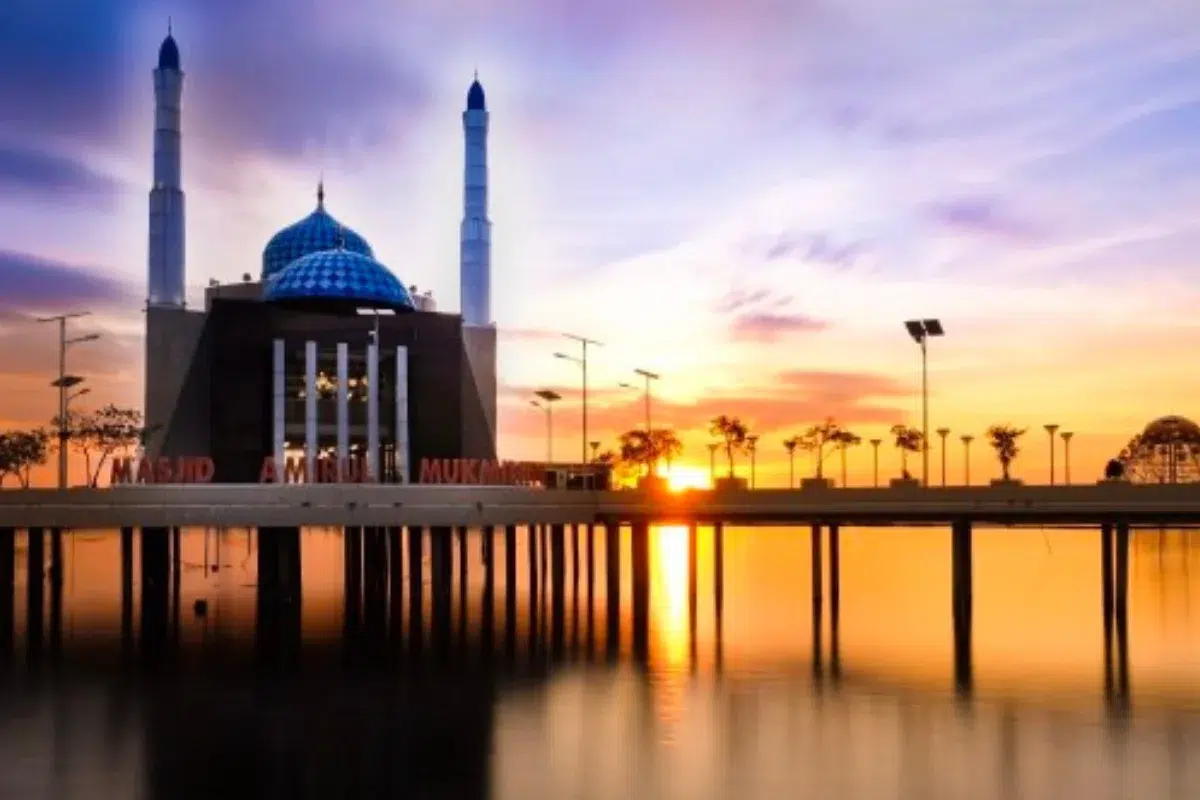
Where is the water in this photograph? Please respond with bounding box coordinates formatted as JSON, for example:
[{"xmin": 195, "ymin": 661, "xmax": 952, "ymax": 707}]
[{"xmin": 2, "ymin": 524, "xmax": 1200, "ymax": 798}]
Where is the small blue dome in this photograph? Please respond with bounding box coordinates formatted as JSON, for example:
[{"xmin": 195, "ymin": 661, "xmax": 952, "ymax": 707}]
[
  {"xmin": 158, "ymin": 34, "xmax": 180, "ymax": 71},
  {"xmin": 467, "ymin": 78, "xmax": 485, "ymax": 111},
  {"xmin": 261, "ymin": 187, "xmax": 373, "ymax": 280},
  {"xmin": 263, "ymin": 249, "xmax": 414, "ymax": 312}
]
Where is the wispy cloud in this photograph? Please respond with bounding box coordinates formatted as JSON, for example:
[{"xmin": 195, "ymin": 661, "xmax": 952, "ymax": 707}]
[
  {"xmin": 730, "ymin": 313, "xmax": 828, "ymax": 342},
  {"xmin": 0, "ymin": 143, "xmax": 124, "ymax": 206},
  {"xmin": 0, "ymin": 251, "xmax": 136, "ymax": 315}
]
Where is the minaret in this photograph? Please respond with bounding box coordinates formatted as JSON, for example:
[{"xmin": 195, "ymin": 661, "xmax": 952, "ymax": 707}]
[
  {"xmin": 148, "ymin": 25, "xmax": 186, "ymax": 307},
  {"xmin": 458, "ymin": 74, "xmax": 498, "ymax": 458},
  {"xmin": 460, "ymin": 73, "xmax": 491, "ymax": 326}
]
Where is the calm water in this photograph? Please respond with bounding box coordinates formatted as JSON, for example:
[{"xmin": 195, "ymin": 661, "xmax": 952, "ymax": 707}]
[{"xmin": 1, "ymin": 524, "xmax": 1199, "ymax": 798}]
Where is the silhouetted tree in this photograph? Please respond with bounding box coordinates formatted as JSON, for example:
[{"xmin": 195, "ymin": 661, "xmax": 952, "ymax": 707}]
[
  {"xmin": 783, "ymin": 436, "xmax": 801, "ymax": 488},
  {"xmin": 835, "ymin": 429, "xmax": 862, "ymax": 486},
  {"xmin": 54, "ymin": 405, "xmax": 155, "ymax": 487},
  {"xmin": 795, "ymin": 418, "xmax": 849, "ymax": 480},
  {"xmin": 0, "ymin": 428, "xmax": 50, "ymax": 488},
  {"xmin": 618, "ymin": 429, "xmax": 656, "ymax": 477},
  {"xmin": 986, "ymin": 424, "xmax": 1027, "ymax": 481},
  {"xmin": 651, "ymin": 429, "xmax": 683, "ymax": 474},
  {"xmin": 709, "ymin": 416, "xmax": 749, "ymax": 478},
  {"xmin": 891, "ymin": 424, "xmax": 923, "ymax": 479}
]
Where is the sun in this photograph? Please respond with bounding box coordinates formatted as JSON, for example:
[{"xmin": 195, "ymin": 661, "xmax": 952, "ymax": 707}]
[{"xmin": 662, "ymin": 464, "xmax": 711, "ymax": 492}]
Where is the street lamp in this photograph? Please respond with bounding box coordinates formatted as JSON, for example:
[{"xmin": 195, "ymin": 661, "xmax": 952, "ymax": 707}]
[
  {"xmin": 589, "ymin": 440, "xmax": 600, "ymax": 462},
  {"xmin": 869, "ymin": 438, "xmax": 882, "ymax": 487},
  {"xmin": 707, "ymin": 442, "xmax": 719, "ymax": 484},
  {"xmin": 37, "ymin": 312, "xmax": 99, "ymax": 489},
  {"xmin": 961, "ymin": 434, "xmax": 974, "ymax": 486},
  {"xmin": 904, "ymin": 318, "xmax": 944, "ymax": 487},
  {"xmin": 556, "ymin": 333, "xmax": 602, "ymax": 465},
  {"xmin": 1044, "ymin": 423, "xmax": 1060, "ymax": 485},
  {"xmin": 532, "ymin": 390, "xmax": 561, "ymax": 463},
  {"xmin": 746, "ymin": 434, "xmax": 759, "ymax": 489},
  {"xmin": 1061, "ymin": 431, "xmax": 1074, "ymax": 485},
  {"xmin": 632, "ymin": 368, "xmax": 660, "ymax": 435},
  {"xmin": 936, "ymin": 427, "xmax": 951, "ymax": 487}
]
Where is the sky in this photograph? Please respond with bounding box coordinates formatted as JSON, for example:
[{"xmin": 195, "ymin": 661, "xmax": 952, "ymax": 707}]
[{"xmin": 3, "ymin": 0, "xmax": 1200, "ymax": 487}]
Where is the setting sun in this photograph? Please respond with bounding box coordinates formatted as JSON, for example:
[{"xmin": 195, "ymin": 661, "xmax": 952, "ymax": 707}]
[{"xmin": 663, "ymin": 464, "xmax": 711, "ymax": 492}]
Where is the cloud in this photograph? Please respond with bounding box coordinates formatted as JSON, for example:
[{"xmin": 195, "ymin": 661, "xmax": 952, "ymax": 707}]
[
  {"xmin": 926, "ymin": 197, "xmax": 1043, "ymax": 242},
  {"xmin": 712, "ymin": 288, "xmax": 775, "ymax": 314},
  {"xmin": 730, "ymin": 313, "xmax": 828, "ymax": 342},
  {"xmin": 0, "ymin": 143, "xmax": 124, "ymax": 205},
  {"xmin": 0, "ymin": 251, "xmax": 137, "ymax": 315},
  {"xmin": 496, "ymin": 326, "xmax": 565, "ymax": 344}
]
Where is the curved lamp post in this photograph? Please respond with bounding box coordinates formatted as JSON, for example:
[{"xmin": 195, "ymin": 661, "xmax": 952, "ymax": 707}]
[{"xmin": 904, "ymin": 319, "xmax": 944, "ymax": 487}]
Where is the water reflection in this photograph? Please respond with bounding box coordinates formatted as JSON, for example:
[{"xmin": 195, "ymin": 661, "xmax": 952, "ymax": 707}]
[{"xmin": 0, "ymin": 524, "xmax": 1197, "ymax": 798}]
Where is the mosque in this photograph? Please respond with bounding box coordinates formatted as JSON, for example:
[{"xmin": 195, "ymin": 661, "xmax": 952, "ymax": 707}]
[{"xmin": 143, "ymin": 30, "xmax": 497, "ymax": 483}]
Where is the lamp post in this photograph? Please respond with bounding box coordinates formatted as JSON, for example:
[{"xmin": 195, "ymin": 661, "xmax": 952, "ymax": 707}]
[
  {"xmin": 1044, "ymin": 423, "xmax": 1060, "ymax": 486},
  {"xmin": 869, "ymin": 438, "xmax": 881, "ymax": 487},
  {"xmin": 747, "ymin": 435, "xmax": 759, "ymax": 489},
  {"xmin": 936, "ymin": 427, "xmax": 950, "ymax": 487},
  {"xmin": 589, "ymin": 440, "xmax": 600, "ymax": 462},
  {"xmin": 37, "ymin": 312, "xmax": 99, "ymax": 489},
  {"xmin": 1060, "ymin": 431, "xmax": 1074, "ymax": 485},
  {"xmin": 961, "ymin": 434, "xmax": 974, "ymax": 486},
  {"xmin": 707, "ymin": 443, "xmax": 719, "ymax": 484},
  {"xmin": 556, "ymin": 333, "xmax": 602, "ymax": 465},
  {"xmin": 904, "ymin": 319, "xmax": 944, "ymax": 487},
  {"xmin": 532, "ymin": 389, "xmax": 561, "ymax": 463},
  {"xmin": 632, "ymin": 368, "xmax": 659, "ymax": 435}
]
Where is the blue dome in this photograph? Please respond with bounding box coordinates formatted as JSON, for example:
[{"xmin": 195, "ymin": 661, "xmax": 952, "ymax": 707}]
[
  {"xmin": 261, "ymin": 187, "xmax": 373, "ymax": 280},
  {"xmin": 158, "ymin": 34, "xmax": 180, "ymax": 71},
  {"xmin": 263, "ymin": 249, "xmax": 414, "ymax": 312},
  {"xmin": 467, "ymin": 78, "xmax": 485, "ymax": 111}
]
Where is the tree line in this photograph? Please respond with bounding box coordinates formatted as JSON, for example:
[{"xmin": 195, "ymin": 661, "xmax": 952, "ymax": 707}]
[
  {"xmin": 598, "ymin": 416, "xmax": 1031, "ymax": 486},
  {"xmin": 0, "ymin": 405, "xmax": 153, "ymax": 488}
]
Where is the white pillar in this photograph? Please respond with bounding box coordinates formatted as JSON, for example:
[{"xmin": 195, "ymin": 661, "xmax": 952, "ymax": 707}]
[
  {"xmin": 395, "ymin": 345, "xmax": 409, "ymax": 483},
  {"xmin": 336, "ymin": 342, "xmax": 349, "ymax": 464},
  {"xmin": 367, "ymin": 341, "xmax": 379, "ymax": 481},
  {"xmin": 305, "ymin": 340, "xmax": 317, "ymax": 474},
  {"xmin": 272, "ymin": 338, "xmax": 286, "ymax": 482}
]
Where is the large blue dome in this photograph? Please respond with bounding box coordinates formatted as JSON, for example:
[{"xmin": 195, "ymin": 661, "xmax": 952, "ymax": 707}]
[
  {"xmin": 263, "ymin": 249, "xmax": 414, "ymax": 312},
  {"xmin": 261, "ymin": 187, "xmax": 374, "ymax": 280}
]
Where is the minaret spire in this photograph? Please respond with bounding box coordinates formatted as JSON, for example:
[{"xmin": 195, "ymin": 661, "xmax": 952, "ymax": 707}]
[
  {"xmin": 317, "ymin": 174, "xmax": 325, "ymax": 208},
  {"xmin": 148, "ymin": 27, "xmax": 186, "ymax": 307},
  {"xmin": 460, "ymin": 73, "xmax": 490, "ymax": 325}
]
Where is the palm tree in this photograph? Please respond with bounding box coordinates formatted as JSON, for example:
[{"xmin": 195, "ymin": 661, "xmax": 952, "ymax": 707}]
[
  {"xmin": 709, "ymin": 415, "xmax": 748, "ymax": 478},
  {"xmin": 618, "ymin": 429, "xmax": 655, "ymax": 476},
  {"xmin": 795, "ymin": 417, "xmax": 846, "ymax": 480},
  {"xmin": 783, "ymin": 436, "xmax": 801, "ymax": 488},
  {"xmin": 651, "ymin": 428, "xmax": 683, "ymax": 475},
  {"xmin": 834, "ymin": 430, "xmax": 862, "ymax": 487},
  {"xmin": 986, "ymin": 424, "xmax": 1027, "ymax": 481},
  {"xmin": 890, "ymin": 424, "xmax": 923, "ymax": 479}
]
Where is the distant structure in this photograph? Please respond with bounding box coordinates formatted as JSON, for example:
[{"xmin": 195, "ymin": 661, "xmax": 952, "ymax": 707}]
[
  {"xmin": 1117, "ymin": 416, "xmax": 1200, "ymax": 483},
  {"xmin": 147, "ymin": 26, "xmax": 186, "ymax": 308},
  {"xmin": 459, "ymin": 75, "xmax": 498, "ymax": 449},
  {"xmin": 142, "ymin": 32, "xmax": 498, "ymax": 476},
  {"xmin": 460, "ymin": 74, "xmax": 491, "ymax": 327}
]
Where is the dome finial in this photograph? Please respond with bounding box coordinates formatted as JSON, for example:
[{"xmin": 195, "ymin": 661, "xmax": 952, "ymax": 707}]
[
  {"xmin": 168, "ymin": 16, "xmax": 172, "ymax": 35},
  {"xmin": 317, "ymin": 174, "xmax": 325, "ymax": 209}
]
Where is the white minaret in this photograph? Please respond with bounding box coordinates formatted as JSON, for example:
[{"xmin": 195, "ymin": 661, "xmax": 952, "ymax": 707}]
[
  {"xmin": 460, "ymin": 73, "xmax": 491, "ymax": 326},
  {"xmin": 148, "ymin": 25, "xmax": 186, "ymax": 308}
]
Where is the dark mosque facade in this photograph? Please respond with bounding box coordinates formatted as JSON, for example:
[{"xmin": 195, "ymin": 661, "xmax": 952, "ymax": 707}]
[{"xmin": 143, "ymin": 31, "xmax": 497, "ymax": 482}]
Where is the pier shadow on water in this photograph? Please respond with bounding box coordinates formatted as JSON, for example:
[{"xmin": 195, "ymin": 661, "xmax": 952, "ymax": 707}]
[{"xmin": 0, "ymin": 523, "xmax": 1197, "ymax": 798}]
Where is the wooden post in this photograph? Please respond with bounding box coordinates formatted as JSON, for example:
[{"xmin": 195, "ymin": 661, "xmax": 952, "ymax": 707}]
[
  {"xmin": 551, "ymin": 523, "xmax": 566, "ymax": 657},
  {"xmin": 0, "ymin": 528, "xmax": 13, "ymax": 658},
  {"xmin": 631, "ymin": 520, "xmax": 650, "ymax": 662},
  {"xmin": 1101, "ymin": 522, "xmax": 1114, "ymax": 653},
  {"xmin": 714, "ymin": 521, "xmax": 725, "ymax": 670},
  {"xmin": 388, "ymin": 527, "xmax": 404, "ymax": 643},
  {"xmin": 482, "ymin": 525, "xmax": 495, "ymax": 655},
  {"xmin": 528, "ymin": 524, "xmax": 540, "ymax": 659},
  {"xmin": 1114, "ymin": 521, "xmax": 1130, "ymax": 698},
  {"xmin": 586, "ymin": 523, "xmax": 595, "ymax": 654},
  {"xmin": 688, "ymin": 521, "xmax": 698, "ymax": 664},
  {"xmin": 408, "ymin": 527, "xmax": 424, "ymax": 656},
  {"xmin": 343, "ymin": 527, "xmax": 362, "ymax": 643},
  {"xmin": 811, "ymin": 523, "xmax": 823, "ymax": 675},
  {"xmin": 431, "ymin": 526, "xmax": 453, "ymax": 658},
  {"xmin": 828, "ymin": 523, "xmax": 841, "ymax": 678},
  {"xmin": 140, "ymin": 526, "xmax": 170, "ymax": 659},
  {"xmin": 951, "ymin": 519, "xmax": 974, "ymax": 695},
  {"xmin": 49, "ymin": 527, "xmax": 64, "ymax": 657},
  {"xmin": 120, "ymin": 527, "xmax": 133, "ymax": 655},
  {"xmin": 605, "ymin": 522, "xmax": 620, "ymax": 658},
  {"xmin": 504, "ymin": 525, "xmax": 517, "ymax": 657},
  {"xmin": 570, "ymin": 523, "xmax": 580, "ymax": 653}
]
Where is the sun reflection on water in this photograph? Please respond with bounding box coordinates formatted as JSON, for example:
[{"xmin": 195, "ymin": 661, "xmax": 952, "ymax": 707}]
[{"xmin": 649, "ymin": 524, "xmax": 692, "ymax": 741}]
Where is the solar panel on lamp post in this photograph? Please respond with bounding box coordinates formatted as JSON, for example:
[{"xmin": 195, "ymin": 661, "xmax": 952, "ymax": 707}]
[
  {"xmin": 633, "ymin": 369, "xmax": 660, "ymax": 436},
  {"xmin": 904, "ymin": 319, "xmax": 944, "ymax": 488}
]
